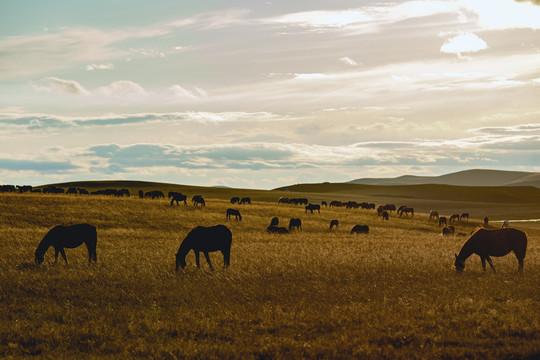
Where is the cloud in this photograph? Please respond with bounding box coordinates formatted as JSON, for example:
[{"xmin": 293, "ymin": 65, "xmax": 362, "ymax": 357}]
[
  {"xmin": 96, "ymin": 81, "xmax": 147, "ymax": 97},
  {"xmin": 339, "ymin": 57, "xmax": 359, "ymax": 66},
  {"xmin": 86, "ymin": 63, "xmax": 114, "ymax": 71},
  {"xmin": 169, "ymin": 85, "xmax": 207, "ymax": 100},
  {"xmin": 31, "ymin": 77, "xmax": 90, "ymax": 96},
  {"xmin": 462, "ymin": 0, "xmax": 540, "ymax": 30},
  {"xmin": 0, "ymin": 158, "xmax": 79, "ymax": 171},
  {"xmin": 440, "ymin": 32, "xmax": 488, "ymax": 57}
]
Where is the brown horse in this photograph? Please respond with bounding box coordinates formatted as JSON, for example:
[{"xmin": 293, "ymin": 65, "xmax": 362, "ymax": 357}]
[{"xmin": 454, "ymin": 228, "xmax": 527, "ymax": 273}]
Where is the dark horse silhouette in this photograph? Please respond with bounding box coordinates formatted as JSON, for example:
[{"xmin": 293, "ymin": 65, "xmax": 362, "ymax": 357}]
[
  {"xmin": 35, "ymin": 224, "xmax": 97, "ymax": 265},
  {"xmin": 351, "ymin": 225, "xmax": 369, "ymax": 234},
  {"xmin": 399, "ymin": 207, "xmax": 414, "ymax": 217},
  {"xmin": 226, "ymin": 208, "xmax": 242, "ymax": 221},
  {"xmin": 170, "ymin": 193, "xmax": 187, "ymax": 206},
  {"xmin": 192, "ymin": 195, "xmax": 205, "ymax": 207},
  {"xmin": 454, "ymin": 228, "xmax": 527, "ymax": 273},
  {"xmin": 438, "ymin": 217, "xmax": 447, "ymax": 226},
  {"xmin": 175, "ymin": 225, "xmax": 232, "ymax": 271},
  {"xmin": 230, "ymin": 197, "xmax": 240, "ymax": 204},
  {"xmin": 382, "ymin": 211, "xmax": 389, "ymax": 221},
  {"xmin": 289, "ymin": 218, "xmax": 302, "ymax": 231},
  {"xmin": 305, "ymin": 204, "xmax": 320, "ymax": 213},
  {"xmin": 270, "ymin": 217, "xmax": 279, "ymax": 227},
  {"xmin": 329, "ymin": 219, "xmax": 339, "ymax": 230},
  {"xmin": 267, "ymin": 226, "xmax": 289, "ymax": 234}
]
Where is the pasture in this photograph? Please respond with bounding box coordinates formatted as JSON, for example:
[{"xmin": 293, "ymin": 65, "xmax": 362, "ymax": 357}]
[{"xmin": 0, "ymin": 188, "xmax": 539, "ymax": 359}]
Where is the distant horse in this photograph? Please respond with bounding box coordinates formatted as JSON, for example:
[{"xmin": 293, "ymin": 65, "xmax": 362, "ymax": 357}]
[
  {"xmin": 138, "ymin": 190, "xmax": 144, "ymax": 199},
  {"xmin": 438, "ymin": 217, "xmax": 447, "ymax": 226},
  {"xmin": 270, "ymin": 217, "xmax": 279, "ymax": 227},
  {"xmin": 454, "ymin": 228, "xmax": 527, "ymax": 273},
  {"xmin": 382, "ymin": 211, "xmax": 389, "ymax": 221},
  {"xmin": 226, "ymin": 208, "xmax": 242, "ymax": 221},
  {"xmin": 289, "ymin": 218, "xmax": 302, "ymax": 232},
  {"xmin": 170, "ymin": 193, "xmax": 187, "ymax": 206},
  {"xmin": 230, "ymin": 197, "xmax": 240, "ymax": 204},
  {"xmin": 278, "ymin": 197, "xmax": 290, "ymax": 204},
  {"xmin": 350, "ymin": 225, "xmax": 369, "ymax": 234},
  {"xmin": 484, "ymin": 217, "xmax": 489, "ymax": 226},
  {"xmin": 449, "ymin": 214, "xmax": 460, "ymax": 223},
  {"xmin": 329, "ymin": 220, "xmax": 339, "ymax": 230},
  {"xmin": 175, "ymin": 225, "xmax": 232, "ymax": 271},
  {"xmin": 66, "ymin": 187, "xmax": 78, "ymax": 195},
  {"xmin": 377, "ymin": 206, "xmax": 384, "ymax": 216},
  {"xmin": 383, "ymin": 204, "xmax": 396, "ymax": 212},
  {"xmin": 239, "ymin": 197, "xmax": 251, "ymax": 205},
  {"xmin": 460, "ymin": 213, "xmax": 469, "ymax": 222},
  {"xmin": 429, "ymin": 210, "xmax": 439, "ymax": 221},
  {"xmin": 34, "ymin": 224, "xmax": 97, "ymax": 265},
  {"xmin": 399, "ymin": 207, "xmax": 414, "ymax": 217},
  {"xmin": 305, "ymin": 204, "xmax": 320, "ymax": 214},
  {"xmin": 321, "ymin": 201, "xmax": 328, "ymax": 207},
  {"xmin": 192, "ymin": 195, "xmax": 205, "ymax": 207},
  {"xmin": 397, "ymin": 205, "xmax": 407, "ymax": 214},
  {"xmin": 267, "ymin": 226, "xmax": 289, "ymax": 234},
  {"xmin": 502, "ymin": 220, "xmax": 509, "ymax": 228},
  {"xmin": 442, "ymin": 226, "xmax": 455, "ymax": 236}
]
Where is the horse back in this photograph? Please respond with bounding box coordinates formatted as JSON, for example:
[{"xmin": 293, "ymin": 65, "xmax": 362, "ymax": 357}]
[
  {"xmin": 186, "ymin": 225, "xmax": 232, "ymax": 252},
  {"xmin": 48, "ymin": 224, "xmax": 97, "ymax": 248},
  {"xmin": 475, "ymin": 228, "xmax": 527, "ymax": 258}
]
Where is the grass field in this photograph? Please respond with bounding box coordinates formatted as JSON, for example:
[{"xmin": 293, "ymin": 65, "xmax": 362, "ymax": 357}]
[{"xmin": 0, "ymin": 187, "xmax": 539, "ymax": 359}]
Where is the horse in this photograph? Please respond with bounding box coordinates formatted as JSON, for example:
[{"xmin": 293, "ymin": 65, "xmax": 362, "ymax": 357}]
[
  {"xmin": 399, "ymin": 207, "xmax": 414, "ymax": 217},
  {"xmin": 267, "ymin": 226, "xmax": 289, "ymax": 234},
  {"xmin": 442, "ymin": 226, "xmax": 455, "ymax": 236},
  {"xmin": 438, "ymin": 217, "xmax": 447, "ymax": 226},
  {"xmin": 449, "ymin": 214, "xmax": 460, "ymax": 223},
  {"xmin": 34, "ymin": 224, "xmax": 97, "ymax": 265},
  {"xmin": 230, "ymin": 197, "xmax": 240, "ymax": 204},
  {"xmin": 502, "ymin": 220, "xmax": 510, "ymax": 228},
  {"xmin": 429, "ymin": 210, "xmax": 439, "ymax": 221},
  {"xmin": 484, "ymin": 216, "xmax": 489, "ymax": 226},
  {"xmin": 289, "ymin": 218, "xmax": 302, "ymax": 232},
  {"xmin": 321, "ymin": 201, "xmax": 328, "ymax": 207},
  {"xmin": 270, "ymin": 217, "xmax": 279, "ymax": 227},
  {"xmin": 239, "ymin": 197, "xmax": 251, "ymax": 205},
  {"xmin": 192, "ymin": 195, "xmax": 205, "ymax": 207},
  {"xmin": 397, "ymin": 205, "xmax": 407, "ymax": 214},
  {"xmin": 305, "ymin": 204, "xmax": 320, "ymax": 214},
  {"xmin": 382, "ymin": 211, "xmax": 389, "ymax": 221},
  {"xmin": 226, "ymin": 208, "xmax": 242, "ymax": 221},
  {"xmin": 460, "ymin": 213, "xmax": 469, "ymax": 222},
  {"xmin": 377, "ymin": 206, "xmax": 384, "ymax": 216},
  {"xmin": 350, "ymin": 225, "xmax": 369, "ymax": 234},
  {"xmin": 170, "ymin": 193, "xmax": 187, "ymax": 206},
  {"xmin": 175, "ymin": 225, "xmax": 232, "ymax": 271},
  {"xmin": 454, "ymin": 228, "xmax": 527, "ymax": 273},
  {"xmin": 329, "ymin": 220, "xmax": 339, "ymax": 230}
]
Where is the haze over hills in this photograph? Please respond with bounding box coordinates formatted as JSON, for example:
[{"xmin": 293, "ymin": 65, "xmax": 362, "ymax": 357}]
[{"xmin": 348, "ymin": 169, "xmax": 540, "ymax": 188}]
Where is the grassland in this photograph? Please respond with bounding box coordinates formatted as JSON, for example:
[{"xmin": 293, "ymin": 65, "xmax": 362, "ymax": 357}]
[{"xmin": 0, "ymin": 186, "xmax": 539, "ymax": 359}]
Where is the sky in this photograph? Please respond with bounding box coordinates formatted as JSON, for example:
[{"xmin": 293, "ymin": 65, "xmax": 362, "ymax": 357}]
[{"xmin": 1, "ymin": 0, "xmax": 539, "ymax": 189}]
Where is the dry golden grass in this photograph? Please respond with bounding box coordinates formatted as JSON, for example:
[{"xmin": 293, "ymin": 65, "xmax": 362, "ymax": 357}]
[{"xmin": 0, "ymin": 191, "xmax": 539, "ymax": 359}]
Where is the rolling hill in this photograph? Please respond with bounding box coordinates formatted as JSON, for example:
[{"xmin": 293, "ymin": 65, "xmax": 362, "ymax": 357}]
[{"xmin": 348, "ymin": 169, "xmax": 540, "ymax": 187}]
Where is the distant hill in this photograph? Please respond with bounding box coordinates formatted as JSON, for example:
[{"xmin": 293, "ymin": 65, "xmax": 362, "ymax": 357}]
[{"xmin": 348, "ymin": 169, "xmax": 540, "ymax": 188}]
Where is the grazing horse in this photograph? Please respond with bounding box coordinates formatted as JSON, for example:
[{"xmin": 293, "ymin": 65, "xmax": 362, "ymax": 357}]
[
  {"xmin": 321, "ymin": 201, "xmax": 328, "ymax": 207},
  {"xmin": 34, "ymin": 224, "xmax": 97, "ymax": 265},
  {"xmin": 170, "ymin": 193, "xmax": 187, "ymax": 206},
  {"xmin": 239, "ymin": 197, "xmax": 251, "ymax": 205},
  {"xmin": 460, "ymin": 213, "xmax": 469, "ymax": 222},
  {"xmin": 329, "ymin": 220, "xmax": 339, "ymax": 230},
  {"xmin": 192, "ymin": 195, "xmax": 205, "ymax": 207},
  {"xmin": 442, "ymin": 226, "xmax": 455, "ymax": 236},
  {"xmin": 230, "ymin": 197, "xmax": 240, "ymax": 204},
  {"xmin": 270, "ymin": 217, "xmax": 279, "ymax": 227},
  {"xmin": 429, "ymin": 210, "xmax": 439, "ymax": 221},
  {"xmin": 288, "ymin": 218, "xmax": 302, "ymax": 232},
  {"xmin": 382, "ymin": 211, "xmax": 389, "ymax": 221},
  {"xmin": 175, "ymin": 225, "xmax": 232, "ymax": 271},
  {"xmin": 267, "ymin": 226, "xmax": 289, "ymax": 234},
  {"xmin": 449, "ymin": 214, "xmax": 460, "ymax": 223},
  {"xmin": 350, "ymin": 225, "xmax": 369, "ymax": 234},
  {"xmin": 454, "ymin": 228, "xmax": 527, "ymax": 273},
  {"xmin": 305, "ymin": 204, "xmax": 320, "ymax": 214},
  {"xmin": 438, "ymin": 217, "xmax": 447, "ymax": 227},
  {"xmin": 399, "ymin": 207, "xmax": 414, "ymax": 217},
  {"xmin": 226, "ymin": 208, "xmax": 242, "ymax": 221}
]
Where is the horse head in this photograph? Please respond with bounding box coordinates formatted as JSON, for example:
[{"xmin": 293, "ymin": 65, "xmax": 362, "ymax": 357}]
[
  {"xmin": 175, "ymin": 252, "xmax": 186, "ymax": 271},
  {"xmin": 454, "ymin": 253, "xmax": 465, "ymax": 272},
  {"xmin": 34, "ymin": 251, "xmax": 44, "ymax": 265}
]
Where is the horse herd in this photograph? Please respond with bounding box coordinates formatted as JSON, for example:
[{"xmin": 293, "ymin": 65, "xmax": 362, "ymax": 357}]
[{"xmin": 28, "ymin": 193, "xmax": 528, "ymax": 274}]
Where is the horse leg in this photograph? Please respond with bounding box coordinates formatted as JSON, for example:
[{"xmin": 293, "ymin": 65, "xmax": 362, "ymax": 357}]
[
  {"xmin": 222, "ymin": 250, "xmax": 230, "ymax": 268},
  {"xmin": 203, "ymin": 252, "xmax": 213, "ymax": 270},
  {"xmin": 59, "ymin": 248, "xmax": 68, "ymax": 264},
  {"xmin": 195, "ymin": 251, "xmax": 201, "ymax": 269},
  {"xmin": 485, "ymin": 256, "xmax": 496, "ymax": 272},
  {"xmin": 54, "ymin": 248, "xmax": 59, "ymax": 264},
  {"xmin": 480, "ymin": 256, "xmax": 487, "ymax": 271}
]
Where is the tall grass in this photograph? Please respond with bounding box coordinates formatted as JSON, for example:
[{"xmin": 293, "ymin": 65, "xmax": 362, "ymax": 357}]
[{"xmin": 0, "ymin": 193, "xmax": 538, "ymax": 359}]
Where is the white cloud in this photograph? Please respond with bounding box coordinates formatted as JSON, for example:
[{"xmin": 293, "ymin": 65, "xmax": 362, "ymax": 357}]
[
  {"xmin": 96, "ymin": 81, "xmax": 147, "ymax": 97},
  {"xmin": 440, "ymin": 32, "xmax": 488, "ymax": 57},
  {"xmin": 31, "ymin": 77, "xmax": 89, "ymax": 96},
  {"xmin": 86, "ymin": 63, "xmax": 114, "ymax": 71},
  {"xmin": 339, "ymin": 57, "xmax": 359, "ymax": 66},
  {"xmin": 169, "ymin": 85, "xmax": 207, "ymax": 100},
  {"xmin": 294, "ymin": 73, "xmax": 332, "ymax": 80},
  {"xmin": 462, "ymin": 0, "xmax": 540, "ymax": 30}
]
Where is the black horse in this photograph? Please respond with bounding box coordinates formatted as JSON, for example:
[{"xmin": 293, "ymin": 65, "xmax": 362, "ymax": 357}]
[
  {"xmin": 305, "ymin": 204, "xmax": 320, "ymax": 214},
  {"xmin": 270, "ymin": 217, "xmax": 279, "ymax": 227},
  {"xmin": 34, "ymin": 224, "xmax": 97, "ymax": 265},
  {"xmin": 192, "ymin": 195, "xmax": 205, "ymax": 207},
  {"xmin": 170, "ymin": 193, "xmax": 187, "ymax": 206},
  {"xmin": 351, "ymin": 225, "xmax": 369, "ymax": 234},
  {"xmin": 230, "ymin": 197, "xmax": 240, "ymax": 204},
  {"xmin": 454, "ymin": 228, "xmax": 527, "ymax": 273},
  {"xmin": 289, "ymin": 218, "xmax": 302, "ymax": 232},
  {"xmin": 239, "ymin": 197, "xmax": 251, "ymax": 205},
  {"xmin": 175, "ymin": 225, "xmax": 232, "ymax": 271},
  {"xmin": 438, "ymin": 217, "xmax": 447, "ymax": 226},
  {"xmin": 226, "ymin": 208, "xmax": 242, "ymax": 221},
  {"xmin": 382, "ymin": 211, "xmax": 389, "ymax": 221},
  {"xmin": 330, "ymin": 219, "xmax": 339, "ymax": 230}
]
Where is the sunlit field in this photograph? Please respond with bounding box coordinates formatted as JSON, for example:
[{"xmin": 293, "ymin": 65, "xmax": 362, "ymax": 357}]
[{"xmin": 0, "ymin": 190, "xmax": 539, "ymax": 359}]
